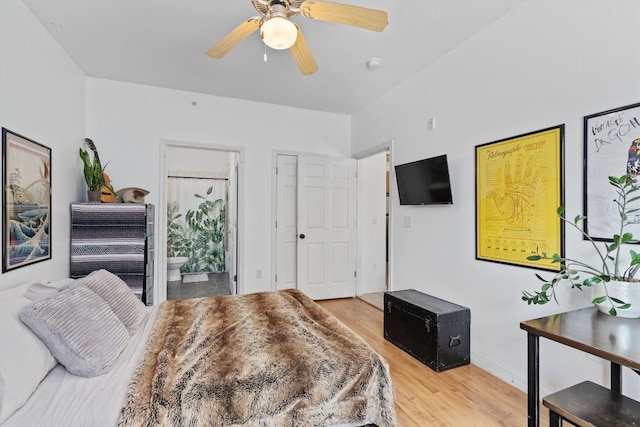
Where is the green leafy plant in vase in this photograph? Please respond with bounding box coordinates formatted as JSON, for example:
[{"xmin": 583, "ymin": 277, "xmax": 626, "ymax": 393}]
[
  {"xmin": 522, "ymin": 174, "xmax": 640, "ymax": 317},
  {"xmin": 78, "ymin": 138, "xmax": 115, "ymax": 201}
]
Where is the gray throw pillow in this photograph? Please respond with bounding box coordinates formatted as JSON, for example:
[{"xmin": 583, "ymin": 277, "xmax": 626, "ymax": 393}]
[
  {"xmin": 76, "ymin": 269, "xmax": 146, "ymax": 335},
  {"xmin": 19, "ymin": 285, "xmax": 129, "ymax": 377}
]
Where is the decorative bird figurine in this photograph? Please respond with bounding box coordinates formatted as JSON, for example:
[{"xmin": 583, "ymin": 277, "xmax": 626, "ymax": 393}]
[{"xmin": 626, "ymin": 138, "xmax": 640, "ymax": 185}]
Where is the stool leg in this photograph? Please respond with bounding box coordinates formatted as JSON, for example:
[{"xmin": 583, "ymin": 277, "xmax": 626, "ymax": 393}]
[{"xmin": 549, "ymin": 410, "xmax": 562, "ymax": 427}]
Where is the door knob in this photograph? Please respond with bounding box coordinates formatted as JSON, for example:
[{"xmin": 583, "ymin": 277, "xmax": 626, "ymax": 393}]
[{"xmin": 299, "ymin": 234, "xmax": 306, "ymax": 239}]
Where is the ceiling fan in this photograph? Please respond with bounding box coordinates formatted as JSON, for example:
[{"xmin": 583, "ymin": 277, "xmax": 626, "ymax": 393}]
[{"xmin": 205, "ymin": 0, "xmax": 388, "ymax": 75}]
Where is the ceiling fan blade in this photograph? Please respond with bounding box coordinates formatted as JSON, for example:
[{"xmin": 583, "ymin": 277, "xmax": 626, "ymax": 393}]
[
  {"xmin": 290, "ymin": 26, "xmax": 318, "ymax": 75},
  {"xmin": 206, "ymin": 17, "xmax": 262, "ymax": 58},
  {"xmin": 300, "ymin": 1, "xmax": 388, "ymax": 32}
]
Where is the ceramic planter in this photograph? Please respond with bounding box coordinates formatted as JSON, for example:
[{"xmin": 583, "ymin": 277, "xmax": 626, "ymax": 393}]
[{"xmin": 591, "ymin": 280, "xmax": 640, "ymax": 318}]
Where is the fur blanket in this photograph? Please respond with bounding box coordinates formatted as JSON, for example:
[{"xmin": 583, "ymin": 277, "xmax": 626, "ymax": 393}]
[{"xmin": 117, "ymin": 289, "xmax": 397, "ymax": 427}]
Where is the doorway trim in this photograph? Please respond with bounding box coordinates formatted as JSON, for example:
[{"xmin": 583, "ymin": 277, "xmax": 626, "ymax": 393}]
[
  {"xmin": 353, "ymin": 140, "xmax": 395, "ymax": 295},
  {"xmin": 158, "ymin": 139, "xmax": 245, "ymax": 303}
]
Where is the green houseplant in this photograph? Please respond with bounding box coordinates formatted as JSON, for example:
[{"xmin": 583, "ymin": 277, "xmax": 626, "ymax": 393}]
[
  {"xmin": 522, "ymin": 174, "xmax": 640, "ymax": 317},
  {"xmin": 78, "ymin": 138, "xmax": 115, "ymax": 201},
  {"xmin": 79, "ymin": 147, "xmax": 106, "ymax": 192}
]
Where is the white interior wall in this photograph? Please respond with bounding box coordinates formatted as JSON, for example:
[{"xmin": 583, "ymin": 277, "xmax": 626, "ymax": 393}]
[
  {"xmin": 166, "ymin": 145, "xmax": 230, "ymax": 178},
  {"xmin": 85, "ymin": 78, "xmax": 351, "ymax": 296},
  {"xmin": 0, "ymin": 0, "xmax": 86, "ymax": 291},
  {"xmin": 352, "ymin": 0, "xmax": 640, "ymax": 399}
]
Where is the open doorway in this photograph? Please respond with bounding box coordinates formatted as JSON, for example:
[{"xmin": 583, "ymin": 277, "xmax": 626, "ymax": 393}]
[
  {"xmin": 356, "ymin": 149, "xmax": 390, "ymax": 307},
  {"xmin": 354, "ymin": 142, "xmax": 393, "ymax": 310},
  {"xmin": 160, "ymin": 141, "xmax": 241, "ymax": 302}
]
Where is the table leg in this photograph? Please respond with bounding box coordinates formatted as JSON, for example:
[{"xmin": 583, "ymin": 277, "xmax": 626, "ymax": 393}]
[
  {"xmin": 527, "ymin": 332, "xmax": 539, "ymax": 427},
  {"xmin": 611, "ymin": 362, "xmax": 622, "ymax": 393}
]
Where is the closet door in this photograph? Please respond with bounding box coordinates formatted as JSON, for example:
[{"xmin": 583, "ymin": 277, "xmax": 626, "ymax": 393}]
[{"xmin": 296, "ymin": 155, "xmax": 357, "ymax": 300}]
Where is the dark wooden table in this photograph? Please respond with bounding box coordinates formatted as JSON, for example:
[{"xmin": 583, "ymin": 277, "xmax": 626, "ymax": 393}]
[{"xmin": 520, "ymin": 307, "xmax": 640, "ymax": 427}]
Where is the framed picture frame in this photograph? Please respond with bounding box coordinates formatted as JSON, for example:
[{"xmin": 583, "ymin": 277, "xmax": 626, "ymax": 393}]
[
  {"xmin": 584, "ymin": 102, "xmax": 640, "ymax": 241},
  {"xmin": 475, "ymin": 125, "xmax": 564, "ymax": 271},
  {"xmin": 2, "ymin": 128, "xmax": 52, "ymax": 272}
]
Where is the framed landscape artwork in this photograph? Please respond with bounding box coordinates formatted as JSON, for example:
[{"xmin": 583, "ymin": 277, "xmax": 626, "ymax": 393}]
[
  {"xmin": 2, "ymin": 128, "xmax": 52, "ymax": 272},
  {"xmin": 584, "ymin": 102, "xmax": 640, "ymax": 241},
  {"xmin": 475, "ymin": 125, "xmax": 564, "ymax": 271}
]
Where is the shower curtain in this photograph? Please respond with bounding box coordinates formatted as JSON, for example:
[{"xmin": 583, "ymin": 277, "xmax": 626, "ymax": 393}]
[{"xmin": 167, "ymin": 176, "xmax": 227, "ymax": 273}]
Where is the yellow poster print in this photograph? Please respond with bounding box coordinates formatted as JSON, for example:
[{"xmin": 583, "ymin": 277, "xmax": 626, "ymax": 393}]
[{"xmin": 476, "ymin": 126, "xmax": 564, "ymax": 271}]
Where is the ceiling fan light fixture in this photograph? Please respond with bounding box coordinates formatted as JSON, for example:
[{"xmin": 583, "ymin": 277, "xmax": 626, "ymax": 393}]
[{"xmin": 261, "ymin": 15, "xmax": 297, "ymax": 50}]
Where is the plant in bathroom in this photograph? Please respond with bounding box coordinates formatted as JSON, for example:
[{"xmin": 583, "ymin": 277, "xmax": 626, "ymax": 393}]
[
  {"xmin": 521, "ymin": 174, "xmax": 640, "ymax": 316},
  {"xmin": 183, "ymin": 186, "xmax": 226, "ymax": 273},
  {"xmin": 166, "ymin": 201, "xmax": 189, "ymax": 258}
]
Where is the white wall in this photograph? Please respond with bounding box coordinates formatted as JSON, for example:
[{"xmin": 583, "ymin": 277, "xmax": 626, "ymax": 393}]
[
  {"xmin": 166, "ymin": 145, "xmax": 231, "ymax": 178},
  {"xmin": 352, "ymin": 0, "xmax": 640, "ymax": 398},
  {"xmin": 0, "ymin": 0, "xmax": 86, "ymax": 290},
  {"xmin": 85, "ymin": 78, "xmax": 351, "ymax": 295}
]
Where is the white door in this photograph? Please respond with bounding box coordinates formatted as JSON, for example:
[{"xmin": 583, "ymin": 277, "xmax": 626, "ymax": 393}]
[
  {"xmin": 275, "ymin": 155, "xmax": 299, "ymax": 290},
  {"xmin": 296, "ymin": 155, "xmax": 357, "ymax": 300}
]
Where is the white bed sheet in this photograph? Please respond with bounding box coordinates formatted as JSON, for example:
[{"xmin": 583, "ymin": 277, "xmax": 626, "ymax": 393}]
[
  {"xmin": 2, "ymin": 301, "xmax": 368, "ymax": 427},
  {"xmin": 2, "ymin": 307, "xmax": 158, "ymax": 427}
]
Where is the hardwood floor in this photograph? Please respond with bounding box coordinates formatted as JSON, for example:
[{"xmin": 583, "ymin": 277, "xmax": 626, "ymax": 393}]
[
  {"xmin": 358, "ymin": 291, "xmax": 385, "ymax": 310},
  {"xmin": 317, "ymin": 297, "xmax": 549, "ymax": 427}
]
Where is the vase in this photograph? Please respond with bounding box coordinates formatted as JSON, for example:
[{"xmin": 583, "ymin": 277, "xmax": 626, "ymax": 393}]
[
  {"xmin": 591, "ymin": 280, "xmax": 640, "ymax": 318},
  {"xmin": 87, "ymin": 190, "xmax": 102, "ymax": 203}
]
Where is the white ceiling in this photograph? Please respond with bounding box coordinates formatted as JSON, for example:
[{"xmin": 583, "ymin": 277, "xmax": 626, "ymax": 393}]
[{"xmin": 23, "ymin": 0, "xmax": 525, "ymax": 115}]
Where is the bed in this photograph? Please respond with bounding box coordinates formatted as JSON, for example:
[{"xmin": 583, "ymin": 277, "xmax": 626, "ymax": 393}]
[{"xmin": 0, "ymin": 270, "xmax": 397, "ymax": 427}]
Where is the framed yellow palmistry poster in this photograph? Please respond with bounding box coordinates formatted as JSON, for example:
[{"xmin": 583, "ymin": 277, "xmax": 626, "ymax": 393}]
[{"xmin": 475, "ymin": 125, "xmax": 564, "ymax": 271}]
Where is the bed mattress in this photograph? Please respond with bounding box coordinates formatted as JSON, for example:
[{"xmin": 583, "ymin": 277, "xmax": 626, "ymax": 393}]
[
  {"xmin": 2, "ymin": 308, "xmax": 157, "ymax": 427},
  {"xmin": 2, "ymin": 301, "xmax": 377, "ymax": 427}
]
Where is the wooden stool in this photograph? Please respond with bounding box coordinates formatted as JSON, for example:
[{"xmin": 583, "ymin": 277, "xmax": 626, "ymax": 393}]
[{"xmin": 543, "ymin": 381, "xmax": 640, "ymax": 426}]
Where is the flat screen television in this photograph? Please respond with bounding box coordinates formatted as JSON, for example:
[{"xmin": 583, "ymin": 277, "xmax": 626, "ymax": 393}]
[{"xmin": 394, "ymin": 154, "xmax": 453, "ymax": 205}]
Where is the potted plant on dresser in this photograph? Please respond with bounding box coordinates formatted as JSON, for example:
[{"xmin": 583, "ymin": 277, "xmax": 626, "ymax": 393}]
[
  {"xmin": 78, "ymin": 138, "xmax": 114, "ymax": 202},
  {"xmin": 522, "ymin": 174, "xmax": 640, "ymax": 317}
]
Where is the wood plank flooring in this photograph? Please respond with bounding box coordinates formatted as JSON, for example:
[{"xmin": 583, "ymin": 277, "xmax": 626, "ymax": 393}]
[{"xmin": 317, "ymin": 297, "xmax": 549, "ymax": 427}]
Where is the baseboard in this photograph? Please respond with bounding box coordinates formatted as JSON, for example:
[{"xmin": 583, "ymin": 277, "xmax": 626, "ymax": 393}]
[{"xmin": 471, "ymin": 352, "xmax": 532, "ymax": 395}]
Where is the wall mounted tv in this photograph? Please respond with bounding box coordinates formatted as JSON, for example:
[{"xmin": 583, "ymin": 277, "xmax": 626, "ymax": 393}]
[{"xmin": 394, "ymin": 154, "xmax": 453, "ymax": 205}]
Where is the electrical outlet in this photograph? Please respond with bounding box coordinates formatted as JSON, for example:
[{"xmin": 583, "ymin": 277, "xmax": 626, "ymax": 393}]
[
  {"xmin": 403, "ymin": 216, "xmax": 412, "ymax": 228},
  {"xmin": 256, "ymin": 269, "xmax": 263, "ymax": 279}
]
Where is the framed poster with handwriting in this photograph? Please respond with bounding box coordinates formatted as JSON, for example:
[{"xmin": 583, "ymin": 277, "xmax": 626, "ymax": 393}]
[
  {"xmin": 584, "ymin": 102, "xmax": 640, "ymax": 241},
  {"xmin": 475, "ymin": 126, "xmax": 564, "ymax": 270}
]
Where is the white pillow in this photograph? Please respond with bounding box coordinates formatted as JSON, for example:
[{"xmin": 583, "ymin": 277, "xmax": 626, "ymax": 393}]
[
  {"xmin": 23, "ymin": 278, "xmax": 76, "ymax": 301},
  {"xmin": 0, "ymin": 296, "xmax": 57, "ymax": 423},
  {"xmin": 0, "ymin": 281, "xmax": 38, "ymax": 302},
  {"xmin": 75, "ymin": 269, "xmax": 146, "ymax": 335},
  {"xmin": 19, "ymin": 285, "xmax": 130, "ymax": 378}
]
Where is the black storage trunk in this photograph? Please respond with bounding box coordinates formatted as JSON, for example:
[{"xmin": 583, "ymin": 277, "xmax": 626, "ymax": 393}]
[{"xmin": 383, "ymin": 289, "xmax": 470, "ymax": 372}]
